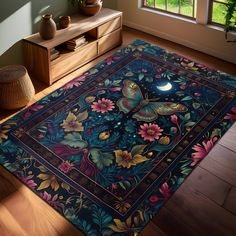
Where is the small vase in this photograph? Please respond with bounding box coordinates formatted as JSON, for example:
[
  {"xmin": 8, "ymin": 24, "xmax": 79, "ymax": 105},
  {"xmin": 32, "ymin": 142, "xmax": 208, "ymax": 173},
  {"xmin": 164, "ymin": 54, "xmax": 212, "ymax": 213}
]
[
  {"xmin": 39, "ymin": 14, "xmax": 56, "ymax": 40},
  {"xmin": 59, "ymin": 16, "xmax": 71, "ymax": 29}
]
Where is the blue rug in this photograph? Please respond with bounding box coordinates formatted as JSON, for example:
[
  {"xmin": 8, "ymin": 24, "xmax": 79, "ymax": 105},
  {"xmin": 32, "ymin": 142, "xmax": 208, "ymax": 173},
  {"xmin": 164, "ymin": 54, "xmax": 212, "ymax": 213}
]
[{"xmin": 0, "ymin": 40, "xmax": 236, "ymax": 235}]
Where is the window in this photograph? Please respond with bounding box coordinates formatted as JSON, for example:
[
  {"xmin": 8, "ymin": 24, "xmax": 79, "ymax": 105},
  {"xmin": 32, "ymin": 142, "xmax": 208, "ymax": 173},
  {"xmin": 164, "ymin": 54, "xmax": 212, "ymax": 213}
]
[
  {"xmin": 210, "ymin": 0, "xmax": 228, "ymax": 25},
  {"xmin": 142, "ymin": 0, "xmax": 197, "ymax": 19}
]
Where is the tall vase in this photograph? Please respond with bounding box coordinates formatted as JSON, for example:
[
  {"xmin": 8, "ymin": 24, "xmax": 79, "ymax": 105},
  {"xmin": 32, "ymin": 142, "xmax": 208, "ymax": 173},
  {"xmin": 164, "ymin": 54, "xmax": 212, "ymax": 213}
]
[{"xmin": 39, "ymin": 14, "xmax": 56, "ymax": 40}]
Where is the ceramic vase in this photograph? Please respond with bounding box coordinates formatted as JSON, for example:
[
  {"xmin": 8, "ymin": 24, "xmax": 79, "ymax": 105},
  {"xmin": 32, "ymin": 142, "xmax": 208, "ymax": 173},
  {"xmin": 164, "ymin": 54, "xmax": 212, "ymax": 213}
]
[
  {"xmin": 59, "ymin": 16, "xmax": 71, "ymax": 29},
  {"xmin": 39, "ymin": 14, "xmax": 56, "ymax": 40}
]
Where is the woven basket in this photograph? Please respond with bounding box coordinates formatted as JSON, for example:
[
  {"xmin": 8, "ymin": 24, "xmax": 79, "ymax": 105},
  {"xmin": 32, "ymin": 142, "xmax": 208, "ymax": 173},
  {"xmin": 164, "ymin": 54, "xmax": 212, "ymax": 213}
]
[{"xmin": 0, "ymin": 65, "xmax": 35, "ymax": 110}]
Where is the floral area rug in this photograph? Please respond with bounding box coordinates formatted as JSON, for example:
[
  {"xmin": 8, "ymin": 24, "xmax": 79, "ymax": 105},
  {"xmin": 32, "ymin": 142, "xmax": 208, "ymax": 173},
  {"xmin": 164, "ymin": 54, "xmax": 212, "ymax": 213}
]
[{"xmin": 0, "ymin": 40, "xmax": 236, "ymax": 235}]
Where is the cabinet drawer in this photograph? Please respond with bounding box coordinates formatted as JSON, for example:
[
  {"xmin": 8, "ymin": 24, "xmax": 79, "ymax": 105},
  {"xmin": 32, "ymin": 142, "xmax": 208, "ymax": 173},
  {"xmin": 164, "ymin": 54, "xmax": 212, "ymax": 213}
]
[
  {"xmin": 98, "ymin": 29, "xmax": 122, "ymax": 55},
  {"xmin": 51, "ymin": 42, "xmax": 97, "ymax": 82},
  {"xmin": 98, "ymin": 17, "xmax": 121, "ymax": 38}
]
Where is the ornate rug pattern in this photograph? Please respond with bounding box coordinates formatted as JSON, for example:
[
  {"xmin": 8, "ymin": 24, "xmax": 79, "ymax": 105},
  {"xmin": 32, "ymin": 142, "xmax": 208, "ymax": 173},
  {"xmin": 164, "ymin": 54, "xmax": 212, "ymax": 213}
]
[{"xmin": 0, "ymin": 40, "xmax": 236, "ymax": 235}]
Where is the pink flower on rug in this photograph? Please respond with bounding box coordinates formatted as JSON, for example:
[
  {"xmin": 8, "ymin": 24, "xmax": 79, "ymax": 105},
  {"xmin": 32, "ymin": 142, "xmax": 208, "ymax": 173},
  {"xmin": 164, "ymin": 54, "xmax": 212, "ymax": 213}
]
[
  {"xmin": 22, "ymin": 104, "xmax": 44, "ymax": 118},
  {"xmin": 40, "ymin": 191, "xmax": 61, "ymax": 209},
  {"xmin": 170, "ymin": 114, "xmax": 178, "ymax": 124},
  {"xmin": 91, "ymin": 98, "xmax": 115, "ymax": 113},
  {"xmin": 155, "ymin": 74, "xmax": 161, "ymax": 79},
  {"xmin": 58, "ymin": 161, "xmax": 74, "ymax": 173},
  {"xmin": 20, "ymin": 175, "xmax": 37, "ymax": 189},
  {"xmin": 224, "ymin": 113, "xmax": 236, "ymax": 120},
  {"xmin": 180, "ymin": 85, "xmax": 187, "ymax": 90},
  {"xmin": 224, "ymin": 107, "xmax": 236, "ymax": 120},
  {"xmin": 30, "ymin": 104, "xmax": 44, "ymax": 111},
  {"xmin": 194, "ymin": 92, "xmax": 201, "ymax": 97},
  {"xmin": 61, "ymin": 75, "xmax": 86, "ymax": 90},
  {"xmin": 109, "ymin": 87, "xmax": 122, "ymax": 92},
  {"xmin": 111, "ymin": 183, "xmax": 118, "ymax": 190},
  {"xmin": 149, "ymin": 195, "xmax": 159, "ymax": 205},
  {"xmin": 171, "ymin": 127, "xmax": 178, "ymax": 134},
  {"xmin": 142, "ymin": 69, "xmax": 147, "ymax": 73},
  {"xmin": 139, "ymin": 123, "xmax": 163, "ymax": 142},
  {"xmin": 159, "ymin": 182, "xmax": 172, "ymax": 200},
  {"xmin": 191, "ymin": 137, "xmax": 217, "ymax": 166},
  {"xmin": 105, "ymin": 56, "xmax": 120, "ymax": 65},
  {"xmin": 40, "ymin": 191, "xmax": 56, "ymax": 201}
]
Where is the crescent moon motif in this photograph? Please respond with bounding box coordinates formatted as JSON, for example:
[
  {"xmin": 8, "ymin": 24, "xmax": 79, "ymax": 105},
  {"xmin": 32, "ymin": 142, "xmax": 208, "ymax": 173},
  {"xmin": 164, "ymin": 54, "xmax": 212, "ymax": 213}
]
[{"xmin": 156, "ymin": 82, "xmax": 172, "ymax": 91}]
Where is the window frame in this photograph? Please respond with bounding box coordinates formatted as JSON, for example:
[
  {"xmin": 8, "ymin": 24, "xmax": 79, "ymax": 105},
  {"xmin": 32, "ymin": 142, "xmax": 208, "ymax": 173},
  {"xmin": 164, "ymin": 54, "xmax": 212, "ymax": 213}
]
[
  {"xmin": 208, "ymin": 0, "xmax": 228, "ymax": 26},
  {"xmin": 142, "ymin": 0, "xmax": 197, "ymax": 20}
]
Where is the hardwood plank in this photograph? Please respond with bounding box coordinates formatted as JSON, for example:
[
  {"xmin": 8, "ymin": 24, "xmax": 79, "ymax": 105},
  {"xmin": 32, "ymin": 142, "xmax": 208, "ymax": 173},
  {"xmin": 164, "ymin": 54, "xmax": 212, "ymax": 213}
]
[
  {"xmin": 218, "ymin": 123, "xmax": 236, "ymax": 153},
  {"xmin": 152, "ymin": 207, "xmax": 198, "ymax": 236},
  {"xmin": 165, "ymin": 183, "xmax": 236, "ymax": 236},
  {"xmin": 2, "ymin": 189, "xmax": 60, "ymax": 236},
  {"xmin": 140, "ymin": 222, "xmax": 167, "ymax": 236},
  {"xmin": 224, "ymin": 187, "xmax": 236, "ymax": 216},
  {"xmin": 0, "ymin": 204, "xmax": 28, "ymax": 236},
  {"xmin": 183, "ymin": 166, "xmax": 231, "ymax": 205},
  {"xmin": 199, "ymin": 155, "xmax": 236, "ymax": 187},
  {"xmin": 206, "ymin": 144, "xmax": 236, "ymax": 173},
  {"xmin": 0, "ymin": 175, "xmax": 17, "ymax": 201}
]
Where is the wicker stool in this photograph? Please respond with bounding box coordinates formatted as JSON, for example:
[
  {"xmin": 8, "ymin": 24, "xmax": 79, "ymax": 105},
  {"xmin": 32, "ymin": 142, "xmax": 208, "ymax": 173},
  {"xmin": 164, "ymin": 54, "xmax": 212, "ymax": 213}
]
[{"xmin": 0, "ymin": 65, "xmax": 35, "ymax": 110}]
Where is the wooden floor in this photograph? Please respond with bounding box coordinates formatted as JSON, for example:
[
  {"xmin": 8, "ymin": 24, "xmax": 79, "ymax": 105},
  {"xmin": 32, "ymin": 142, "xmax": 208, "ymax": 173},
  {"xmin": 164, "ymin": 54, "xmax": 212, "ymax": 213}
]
[{"xmin": 0, "ymin": 26, "xmax": 236, "ymax": 236}]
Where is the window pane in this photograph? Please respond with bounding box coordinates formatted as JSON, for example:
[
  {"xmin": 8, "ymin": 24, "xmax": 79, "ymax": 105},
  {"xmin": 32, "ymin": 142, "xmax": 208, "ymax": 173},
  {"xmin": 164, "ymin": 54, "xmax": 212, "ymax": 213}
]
[
  {"xmin": 167, "ymin": 0, "xmax": 179, "ymax": 14},
  {"xmin": 212, "ymin": 2, "xmax": 227, "ymax": 24},
  {"xmin": 142, "ymin": 0, "xmax": 197, "ymax": 19},
  {"xmin": 155, "ymin": 0, "xmax": 166, "ymax": 10},
  {"xmin": 180, "ymin": 0, "xmax": 193, "ymax": 17},
  {"xmin": 145, "ymin": 0, "xmax": 155, "ymax": 7}
]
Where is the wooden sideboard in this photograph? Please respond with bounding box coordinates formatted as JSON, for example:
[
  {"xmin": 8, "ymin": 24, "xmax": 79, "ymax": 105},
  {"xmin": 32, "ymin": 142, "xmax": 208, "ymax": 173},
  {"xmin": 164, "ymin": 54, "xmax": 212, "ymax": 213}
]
[{"xmin": 23, "ymin": 8, "xmax": 122, "ymax": 85}]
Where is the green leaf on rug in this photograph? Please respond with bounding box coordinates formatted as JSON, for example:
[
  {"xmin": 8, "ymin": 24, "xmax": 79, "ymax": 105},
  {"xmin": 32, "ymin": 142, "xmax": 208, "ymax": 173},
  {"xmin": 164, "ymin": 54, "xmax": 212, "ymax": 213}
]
[
  {"xmin": 211, "ymin": 128, "xmax": 221, "ymax": 138},
  {"xmin": 61, "ymin": 133, "xmax": 88, "ymax": 148},
  {"xmin": 184, "ymin": 121, "xmax": 196, "ymax": 127},
  {"xmin": 130, "ymin": 144, "xmax": 147, "ymax": 156},
  {"xmin": 193, "ymin": 103, "xmax": 201, "ymax": 109},
  {"xmin": 90, "ymin": 149, "xmax": 114, "ymax": 170},
  {"xmin": 181, "ymin": 96, "xmax": 192, "ymax": 101},
  {"xmin": 77, "ymin": 110, "xmax": 88, "ymax": 122}
]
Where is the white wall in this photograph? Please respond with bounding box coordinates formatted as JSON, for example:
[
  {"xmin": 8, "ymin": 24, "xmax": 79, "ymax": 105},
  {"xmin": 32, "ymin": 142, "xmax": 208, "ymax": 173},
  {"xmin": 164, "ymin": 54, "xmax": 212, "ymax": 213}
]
[{"xmin": 116, "ymin": 0, "xmax": 236, "ymax": 64}]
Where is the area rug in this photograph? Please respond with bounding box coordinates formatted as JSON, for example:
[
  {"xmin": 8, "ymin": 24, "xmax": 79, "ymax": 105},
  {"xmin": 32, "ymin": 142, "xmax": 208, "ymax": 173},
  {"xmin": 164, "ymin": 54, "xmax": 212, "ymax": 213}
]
[{"xmin": 0, "ymin": 39, "xmax": 236, "ymax": 235}]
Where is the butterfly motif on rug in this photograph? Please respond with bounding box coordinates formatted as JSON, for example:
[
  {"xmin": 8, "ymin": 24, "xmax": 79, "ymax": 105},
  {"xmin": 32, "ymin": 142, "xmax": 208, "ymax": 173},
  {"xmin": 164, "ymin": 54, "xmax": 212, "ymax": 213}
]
[{"xmin": 117, "ymin": 80, "xmax": 188, "ymax": 122}]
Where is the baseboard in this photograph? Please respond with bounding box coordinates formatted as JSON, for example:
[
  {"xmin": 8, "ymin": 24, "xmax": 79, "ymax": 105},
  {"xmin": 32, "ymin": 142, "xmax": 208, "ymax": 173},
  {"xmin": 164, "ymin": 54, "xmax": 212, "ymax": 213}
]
[{"xmin": 123, "ymin": 20, "xmax": 236, "ymax": 64}]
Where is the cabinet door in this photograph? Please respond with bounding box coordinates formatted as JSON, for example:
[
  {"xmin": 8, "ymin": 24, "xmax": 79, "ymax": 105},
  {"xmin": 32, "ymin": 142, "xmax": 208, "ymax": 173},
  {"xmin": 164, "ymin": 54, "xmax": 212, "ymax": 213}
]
[
  {"xmin": 51, "ymin": 42, "xmax": 98, "ymax": 82},
  {"xmin": 98, "ymin": 29, "xmax": 122, "ymax": 55},
  {"xmin": 24, "ymin": 41, "xmax": 50, "ymax": 84},
  {"xmin": 97, "ymin": 17, "xmax": 121, "ymax": 38}
]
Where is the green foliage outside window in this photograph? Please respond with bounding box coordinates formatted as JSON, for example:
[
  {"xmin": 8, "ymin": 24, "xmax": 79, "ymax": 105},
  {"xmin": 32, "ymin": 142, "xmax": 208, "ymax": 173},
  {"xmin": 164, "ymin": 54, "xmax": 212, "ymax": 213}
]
[
  {"xmin": 224, "ymin": 0, "xmax": 236, "ymax": 42},
  {"xmin": 143, "ymin": 0, "xmax": 196, "ymax": 18}
]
